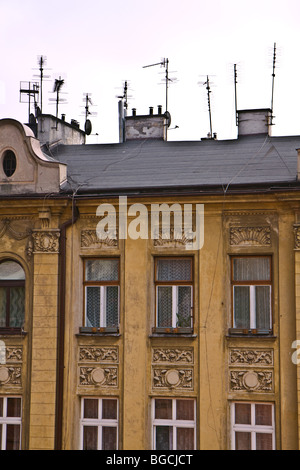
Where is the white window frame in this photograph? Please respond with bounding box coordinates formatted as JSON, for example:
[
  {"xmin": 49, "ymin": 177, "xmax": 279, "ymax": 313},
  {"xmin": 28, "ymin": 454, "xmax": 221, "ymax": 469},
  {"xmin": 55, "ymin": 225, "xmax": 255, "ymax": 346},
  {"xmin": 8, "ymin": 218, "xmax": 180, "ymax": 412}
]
[
  {"xmin": 151, "ymin": 398, "xmax": 196, "ymax": 450},
  {"xmin": 233, "ymin": 284, "xmax": 272, "ymax": 330},
  {"xmin": 156, "ymin": 285, "xmax": 193, "ymax": 328},
  {"xmin": 0, "ymin": 396, "xmax": 22, "ymax": 450},
  {"xmin": 231, "ymin": 402, "xmax": 275, "ymax": 450},
  {"xmin": 85, "ymin": 285, "xmax": 120, "ymax": 328},
  {"xmin": 80, "ymin": 397, "xmax": 118, "ymax": 450}
]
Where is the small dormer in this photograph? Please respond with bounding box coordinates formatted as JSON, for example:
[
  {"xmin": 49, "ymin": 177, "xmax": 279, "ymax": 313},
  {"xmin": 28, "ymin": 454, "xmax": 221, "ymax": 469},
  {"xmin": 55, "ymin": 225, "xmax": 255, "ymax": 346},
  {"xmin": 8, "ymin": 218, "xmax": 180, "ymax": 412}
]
[{"xmin": 0, "ymin": 118, "xmax": 67, "ymax": 195}]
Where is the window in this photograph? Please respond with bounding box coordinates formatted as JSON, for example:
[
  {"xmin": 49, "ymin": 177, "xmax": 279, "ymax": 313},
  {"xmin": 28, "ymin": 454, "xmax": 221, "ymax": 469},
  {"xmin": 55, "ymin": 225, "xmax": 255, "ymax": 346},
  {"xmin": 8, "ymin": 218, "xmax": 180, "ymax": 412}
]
[
  {"xmin": 152, "ymin": 398, "xmax": 196, "ymax": 450},
  {"xmin": 80, "ymin": 398, "xmax": 118, "ymax": 450},
  {"xmin": 83, "ymin": 258, "xmax": 119, "ymax": 332},
  {"xmin": 154, "ymin": 257, "xmax": 193, "ymax": 332},
  {"xmin": 0, "ymin": 397, "xmax": 22, "ymax": 450},
  {"xmin": 231, "ymin": 402, "xmax": 275, "ymax": 450},
  {"xmin": 2, "ymin": 150, "xmax": 17, "ymax": 177},
  {"xmin": 231, "ymin": 256, "xmax": 272, "ymax": 334},
  {"xmin": 0, "ymin": 261, "xmax": 25, "ymax": 332}
]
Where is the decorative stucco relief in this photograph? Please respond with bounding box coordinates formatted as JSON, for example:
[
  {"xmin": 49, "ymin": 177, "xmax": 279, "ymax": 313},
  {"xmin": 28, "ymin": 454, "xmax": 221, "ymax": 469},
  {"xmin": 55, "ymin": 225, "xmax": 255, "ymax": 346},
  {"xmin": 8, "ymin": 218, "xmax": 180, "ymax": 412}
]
[
  {"xmin": 79, "ymin": 366, "xmax": 118, "ymax": 387},
  {"xmin": 79, "ymin": 346, "xmax": 118, "ymax": 363},
  {"xmin": 230, "ymin": 348, "xmax": 273, "ymax": 366},
  {"xmin": 81, "ymin": 229, "xmax": 118, "ymax": 248},
  {"xmin": 0, "ymin": 366, "xmax": 21, "ymax": 386},
  {"xmin": 153, "ymin": 227, "xmax": 194, "ymax": 248},
  {"xmin": 153, "ymin": 368, "xmax": 193, "ymax": 390},
  {"xmin": 32, "ymin": 229, "xmax": 60, "ymax": 253},
  {"xmin": 0, "ymin": 218, "xmax": 32, "ymax": 240},
  {"xmin": 152, "ymin": 347, "xmax": 193, "ymax": 364},
  {"xmin": 230, "ymin": 370, "xmax": 273, "ymax": 392},
  {"xmin": 230, "ymin": 226, "xmax": 271, "ymax": 246},
  {"xmin": 294, "ymin": 225, "xmax": 300, "ymax": 250}
]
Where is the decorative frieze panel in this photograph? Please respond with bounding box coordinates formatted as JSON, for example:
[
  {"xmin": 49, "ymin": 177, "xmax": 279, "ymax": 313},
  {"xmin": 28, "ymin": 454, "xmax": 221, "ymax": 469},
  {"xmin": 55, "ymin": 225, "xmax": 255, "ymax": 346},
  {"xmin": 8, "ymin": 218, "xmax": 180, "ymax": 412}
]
[
  {"xmin": 229, "ymin": 348, "xmax": 274, "ymax": 394},
  {"xmin": 294, "ymin": 225, "xmax": 300, "ymax": 250},
  {"xmin": 81, "ymin": 230, "xmax": 118, "ymax": 249},
  {"xmin": 78, "ymin": 346, "xmax": 119, "ymax": 389},
  {"xmin": 79, "ymin": 346, "xmax": 118, "ymax": 363},
  {"xmin": 151, "ymin": 347, "xmax": 194, "ymax": 391},
  {"xmin": 32, "ymin": 229, "xmax": 60, "ymax": 253},
  {"xmin": 229, "ymin": 226, "xmax": 271, "ymax": 246},
  {"xmin": 0, "ymin": 345, "xmax": 23, "ymax": 388},
  {"xmin": 230, "ymin": 348, "xmax": 273, "ymax": 366},
  {"xmin": 0, "ymin": 366, "xmax": 22, "ymax": 386},
  {"xmin": 153, "ymin": 228, "xmax": 194, "ymax": 249},
  {"xmin": 79, "ymin": 366, "xmax": 118, "ymax": 387},
  {"xmin": 0, "ymin": 218, "xmax": 32, "ymax": 240},
  {"xmin": 152, "ymin": 347, "xmax": 194, "ymax": 364},
  {"xmin": 230, "ymin": 370, "xmax": 273, "ymax": 392}
]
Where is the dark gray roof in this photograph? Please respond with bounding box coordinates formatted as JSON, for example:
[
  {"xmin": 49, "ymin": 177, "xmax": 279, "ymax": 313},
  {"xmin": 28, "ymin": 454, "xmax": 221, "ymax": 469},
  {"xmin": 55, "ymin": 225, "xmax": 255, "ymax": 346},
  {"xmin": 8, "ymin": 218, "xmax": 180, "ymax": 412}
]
[{"xmin": 48, "ymin": 134, "xmax": 300, "ymax": 194}]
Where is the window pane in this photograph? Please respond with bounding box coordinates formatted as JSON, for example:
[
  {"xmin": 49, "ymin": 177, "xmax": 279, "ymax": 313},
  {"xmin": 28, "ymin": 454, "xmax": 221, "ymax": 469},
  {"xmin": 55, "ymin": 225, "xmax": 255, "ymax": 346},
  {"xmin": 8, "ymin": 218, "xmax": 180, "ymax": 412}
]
[
  {"xmin": 106, "ymin": 286, "xmax": 119, "ymax": 327},
  {"xmin": 102, "ymin": 399, "xmax": 117, "ymax": 420},
  {"xmin": 102, "ymin": 427, "xmax": 117, "ymax": 450},
  {"xmin": 255, "ymin": 404, "xmax": 272, "ymax": 426},
  {"xmin": 157, "ymin": 286, "xmax": 172, "ymax": 327},
  {"xmin": 7, "ymin": 398, "xmax": 21, "ymax": 418},
  {"xmin": 6, "ymin": 424, "xmax": 21, "ymax": 450},
  {"xmin": 0, "ymin": 261, "xmax": 25, "ymax": 280},
  {"xmin": 85, "ymin": 259, "xmax": 119, "ymax": 281},
  {"xmin": 235, "ymin": 431, "xmax": 251, "ymax": 450},
  {"xmin": 0, "ymin": 288, "xmax": 6, "ymax": 327},
  {"xmin": 177, "ymin": 428, "xmax": 194, "ymax": 450},
  {"xmin": 0, "ymin": 398, "xmax": 3, "ymax": 417},
  {"xmin": 234, "ymin": 286, "xmax": 250, "ymax": 328},
  {"xmin": 235, "ymin": 403, "xmax": 251, "ymax": 425},
  {"xmin": 83, "ymin": 399, "xmax": 98, "ymax": 419},
  {"xmin": 256, "ymin": 433, "xmax": 273, "ymax": 450},
  {"xmin": 155, "ymin": 399, "xmax": 172, "ymax": 420},
  {"xmin": 86, "ymin": 287, "xmax": 100, "ymax": 327},
  {"xmin": 155, "ymin": 426, "xmax": 173, "ymax": 450},
  {"xmin": 10, "ymin": 287, "xmax": 25, "ymax": 328},
  {"xmin": 83, "ymin": 426, "xmax": 98, "ymax": 450},
  {"xmin": 256, "ymin": 286, "xmax": 271, "ymax": 329},
  {"xmin": 233, "ymin": 257, "xmax": 270, "ymax": 281},
  {"xmin": 177, "ymin": 286, "xmax": 191, "ymax": 327},
  {"xmin": 176, "ymin": 400, "xmax": 194, "ymax": 421},
  {"xmin": 0, "ymin": 424, "xmax": 2, "ymax": 449},
  {"xmin": 157, "ymin": 259, "xmax": 191, "ymax": 282}
]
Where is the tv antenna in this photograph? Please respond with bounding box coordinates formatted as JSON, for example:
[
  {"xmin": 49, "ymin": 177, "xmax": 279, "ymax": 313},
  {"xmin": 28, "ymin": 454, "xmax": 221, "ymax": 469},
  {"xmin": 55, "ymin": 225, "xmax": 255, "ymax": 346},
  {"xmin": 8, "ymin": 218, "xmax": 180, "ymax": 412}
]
[
  {"xmin": 143, "ymin": 58, "xmax": 172, "ymax": 114},
  {"xmin": 33, "ymin": 55, "xmax": 51, "ymax": 116},
  {"xmin": 82, "ymin": 93, "xmax": 96, "ymax": 136},
  {"xmin": 200, "ymin": 75, "xmax": 214, "ymax": 138},
  {"xmin": 49, "ymin": 76, "xmax": 66, "ymax": 128},
  {"xmin": 19, "ymin": 81, "xmax": 39, "ymax": 122},
  {"xmin": 116, "ymin": 80, "xmax": 130, "ymax": 115},
  {"xmin": 234, "ymin": 64, "xmax": 238, "ymax": 126},
  {"xmin": 270, "ymin": 42, "xmax": 277, "ymax": 126}
]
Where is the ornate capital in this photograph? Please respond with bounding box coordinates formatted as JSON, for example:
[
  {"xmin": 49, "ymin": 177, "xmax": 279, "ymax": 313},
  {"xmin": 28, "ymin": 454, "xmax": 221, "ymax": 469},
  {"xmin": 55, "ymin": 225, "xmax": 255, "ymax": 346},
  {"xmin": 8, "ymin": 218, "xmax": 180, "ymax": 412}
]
[{"xmin": 32, "ymin": 229, "xmax": 60, "ymax": 253}]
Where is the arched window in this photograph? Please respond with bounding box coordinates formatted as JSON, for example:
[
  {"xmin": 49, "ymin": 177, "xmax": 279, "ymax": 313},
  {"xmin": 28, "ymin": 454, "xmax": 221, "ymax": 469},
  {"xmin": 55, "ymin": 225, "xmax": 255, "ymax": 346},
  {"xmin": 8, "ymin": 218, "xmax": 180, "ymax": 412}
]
[
  {"xmin": 2, "ymin": 150, "xmax": 17, "ymax": 177},
  {"xmin": 0, "ymin": 261, "xmax": 25, "ymax": 332}
]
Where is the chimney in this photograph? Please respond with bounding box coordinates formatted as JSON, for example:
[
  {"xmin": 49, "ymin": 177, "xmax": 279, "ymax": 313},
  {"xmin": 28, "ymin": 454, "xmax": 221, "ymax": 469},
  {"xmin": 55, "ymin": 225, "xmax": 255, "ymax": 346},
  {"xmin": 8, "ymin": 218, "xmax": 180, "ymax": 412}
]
[
  {"xmin": 237, "ymin": 109, "xmax": 272, "ymax": 137},
  {"xmin": 124, "ymin": 106, "xmax": 168, "ymax": 141}
]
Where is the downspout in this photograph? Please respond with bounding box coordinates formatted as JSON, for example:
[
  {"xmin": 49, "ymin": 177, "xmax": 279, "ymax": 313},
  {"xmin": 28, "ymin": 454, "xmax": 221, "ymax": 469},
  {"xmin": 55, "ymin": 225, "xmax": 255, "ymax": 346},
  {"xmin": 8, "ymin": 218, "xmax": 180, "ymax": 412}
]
[{"xmin": 55, "ymin": 198, "xmax": 79, "ymax": 450}]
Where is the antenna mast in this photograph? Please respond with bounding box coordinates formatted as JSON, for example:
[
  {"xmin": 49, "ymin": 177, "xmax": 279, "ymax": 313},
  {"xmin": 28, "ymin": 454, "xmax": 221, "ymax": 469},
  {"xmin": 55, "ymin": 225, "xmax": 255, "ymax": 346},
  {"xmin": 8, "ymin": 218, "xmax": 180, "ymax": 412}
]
[
  {"xmin": 143, "ymin": 58, "xmax": 170, "ymax": 114},
  {"xmin": 234, "ymin": 64, "xmax": 238, "ymax": 126},
  {"xmin": 204, "ymin": 75, "xmax": 213, "ymax": 138},
  {"xmin": 270, "ymin": 42, "xmax": 276, "ymax": 126}
]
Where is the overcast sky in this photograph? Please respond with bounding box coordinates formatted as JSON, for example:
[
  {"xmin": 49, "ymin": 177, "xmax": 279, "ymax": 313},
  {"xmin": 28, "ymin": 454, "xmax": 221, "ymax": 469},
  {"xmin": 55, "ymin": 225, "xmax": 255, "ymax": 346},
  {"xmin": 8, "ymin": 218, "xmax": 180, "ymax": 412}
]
[{"xmin": 0, "ymin": 0, "xmax": 299, "ymax": 143}]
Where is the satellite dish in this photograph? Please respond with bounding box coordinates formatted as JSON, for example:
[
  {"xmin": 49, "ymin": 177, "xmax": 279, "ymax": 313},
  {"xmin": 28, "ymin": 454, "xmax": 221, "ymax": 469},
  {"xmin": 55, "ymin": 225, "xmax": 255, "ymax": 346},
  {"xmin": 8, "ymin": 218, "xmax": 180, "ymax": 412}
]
[
  {"xmin": 164, "ymin": 111, "xmax": 171, "ymax": 128},
  {"xmin": 85, "ymin": 119, "xmax": 92, "ymax": 135}
]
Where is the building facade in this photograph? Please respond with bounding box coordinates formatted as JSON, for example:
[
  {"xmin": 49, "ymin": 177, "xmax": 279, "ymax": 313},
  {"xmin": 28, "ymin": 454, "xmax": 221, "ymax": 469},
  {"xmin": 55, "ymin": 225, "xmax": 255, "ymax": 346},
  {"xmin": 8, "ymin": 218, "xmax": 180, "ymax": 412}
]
[{"xmin": 0, "ymin": 109, "xmax": 300, "ymax": 450}]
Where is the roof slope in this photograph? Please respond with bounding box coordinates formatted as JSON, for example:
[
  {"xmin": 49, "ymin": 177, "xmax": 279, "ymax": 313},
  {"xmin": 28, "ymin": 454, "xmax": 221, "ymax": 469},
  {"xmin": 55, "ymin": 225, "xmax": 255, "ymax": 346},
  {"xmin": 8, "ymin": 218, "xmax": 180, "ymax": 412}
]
[{"xmin": 47, "ymin": 134, "xmax": 300, "ymax": 194}]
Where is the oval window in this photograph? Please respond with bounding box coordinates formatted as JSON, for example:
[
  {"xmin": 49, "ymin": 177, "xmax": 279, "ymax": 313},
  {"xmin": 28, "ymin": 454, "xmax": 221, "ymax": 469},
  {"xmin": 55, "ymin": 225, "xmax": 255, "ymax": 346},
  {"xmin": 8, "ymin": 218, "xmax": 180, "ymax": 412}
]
[{"xmin": 3, "ymin": 150, "xmax": 17, "ymax": 177}]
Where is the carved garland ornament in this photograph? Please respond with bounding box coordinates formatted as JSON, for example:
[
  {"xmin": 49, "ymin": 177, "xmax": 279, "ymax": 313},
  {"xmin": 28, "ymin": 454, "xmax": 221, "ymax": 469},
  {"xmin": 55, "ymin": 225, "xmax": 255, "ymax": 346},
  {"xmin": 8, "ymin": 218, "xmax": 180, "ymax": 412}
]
[
  {"xmin": 153, "ymin": 368, "xmax": 193, "ymax": 389},
  {"xmin": 152, "ymin": 348, "xmax": 193, "ymax": 364},
  {"xmin": 79, "ymin": 366, "xmax": 118, "ymax": 387},
  {"xmin": 0, "ymin": 366, "xmax": 21, "ymax": 386},
  {"xmin": 79, "ymin": 346, "xmax": 118, "ymax": 363},
  {"xmin": 230, "ymin": 226, "xmax": 271, "ymax": 246}
]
